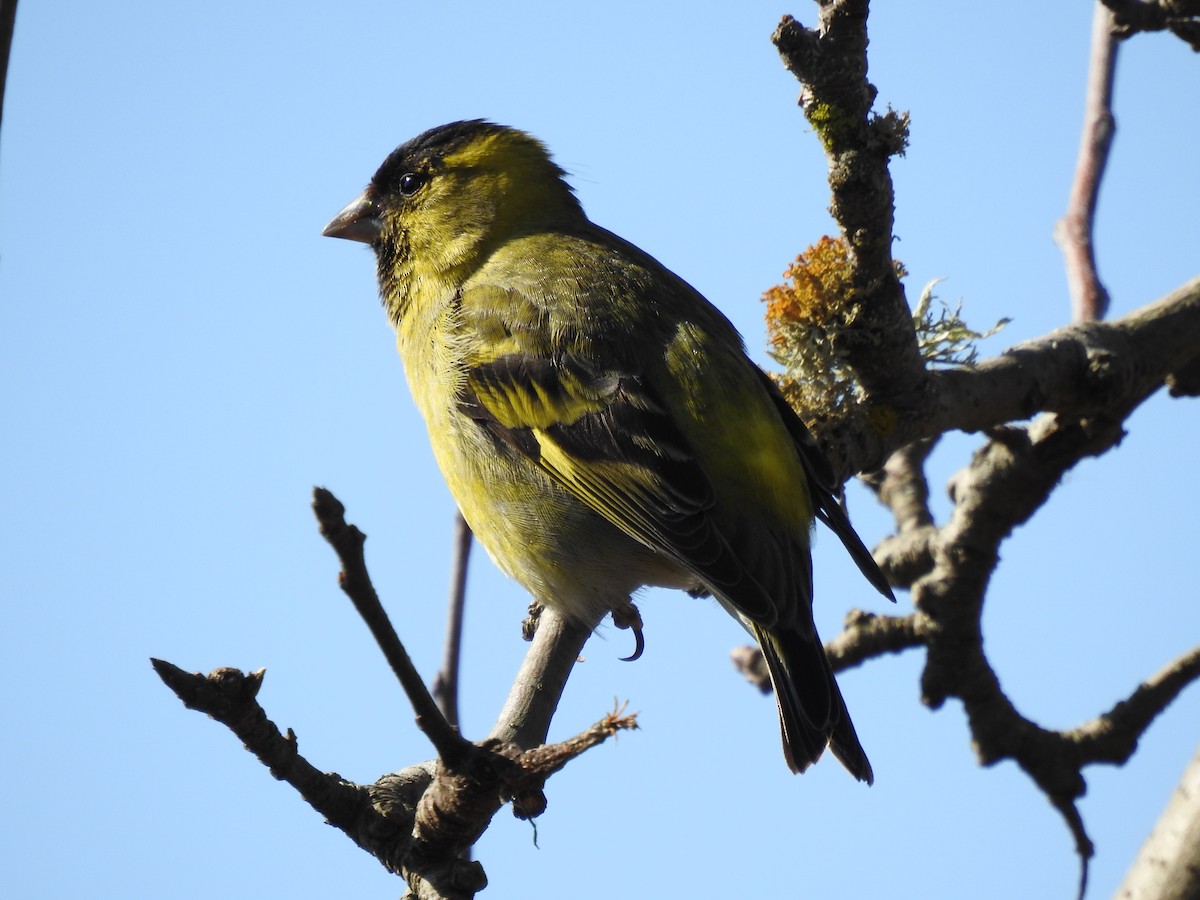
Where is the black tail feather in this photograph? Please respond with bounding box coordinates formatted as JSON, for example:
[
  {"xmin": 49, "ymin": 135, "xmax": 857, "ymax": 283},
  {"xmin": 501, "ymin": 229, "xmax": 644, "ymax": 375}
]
[{"xmin": 755, "ymin": 623, "xmax": 873, "ymax": 784}]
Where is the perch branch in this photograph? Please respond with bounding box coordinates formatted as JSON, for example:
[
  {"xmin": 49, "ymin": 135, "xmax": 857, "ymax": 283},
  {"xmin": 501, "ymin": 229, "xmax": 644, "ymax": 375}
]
[
  {"xmin": 157, "ymin": 492, "xmax": 634, "ymax": 900},
  {"xmin": 152, "ymin": 655, "xmax": 634, "ymax": 900},
  {"xmin": 488, "ymin": 606, "xmax": 598, "ymax": 750}
]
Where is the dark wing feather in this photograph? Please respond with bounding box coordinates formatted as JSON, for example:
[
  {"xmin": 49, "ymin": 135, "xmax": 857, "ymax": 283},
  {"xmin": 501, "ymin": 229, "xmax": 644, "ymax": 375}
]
[
  {"xmin": 755, "ymin": 369, "xmax": 896, "ymax": 603},
  {"xmin": 460, "ymin": 351, "xmax": 771, "ymax": 611}
]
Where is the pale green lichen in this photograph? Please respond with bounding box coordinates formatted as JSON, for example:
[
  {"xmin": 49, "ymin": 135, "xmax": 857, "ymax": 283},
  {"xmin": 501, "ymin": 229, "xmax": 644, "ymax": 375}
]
[{"xmin": 911, "ymin": 278, "xmax": 1009, "ymax": 367}]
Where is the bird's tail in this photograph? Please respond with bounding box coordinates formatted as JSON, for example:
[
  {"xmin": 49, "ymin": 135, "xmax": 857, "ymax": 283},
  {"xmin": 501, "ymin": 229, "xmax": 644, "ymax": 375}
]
[{"xmin": 755, "ymin": 623, "xmax": 873, "ymax": 784}]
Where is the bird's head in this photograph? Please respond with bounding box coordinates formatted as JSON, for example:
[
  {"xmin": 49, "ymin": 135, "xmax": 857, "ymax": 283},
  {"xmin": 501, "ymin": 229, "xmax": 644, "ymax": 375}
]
[{"xmin": 323, "ymin": 120, "xmax": 583, "ymax": 302}]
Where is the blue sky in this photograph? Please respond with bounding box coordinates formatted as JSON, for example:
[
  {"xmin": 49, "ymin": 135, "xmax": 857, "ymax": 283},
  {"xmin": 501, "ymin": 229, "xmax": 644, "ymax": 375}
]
[{"xmin": 2, "ymin": 2, "xmax": 1198, "ymax": 897}]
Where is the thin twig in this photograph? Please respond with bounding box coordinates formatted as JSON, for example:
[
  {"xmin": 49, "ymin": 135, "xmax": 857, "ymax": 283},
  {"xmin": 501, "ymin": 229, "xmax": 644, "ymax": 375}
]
[
  {"xmin": 312, "ymin": 486, "xmax": 472, "ymax": 765},
  {"xmin": 1068, "ymin": 644, "xmax": 1200, "ymax": 761},
  {"xmin": 149, "ymin": 660, "xmax": 388, "ymax": 849},
  {"xmin": 1055, "ymin": 2, "xmax": 1119, "ymax": 322},
  {"xmin": 433, "ymin": 513, "xmax": 473, "ymax": 729}
]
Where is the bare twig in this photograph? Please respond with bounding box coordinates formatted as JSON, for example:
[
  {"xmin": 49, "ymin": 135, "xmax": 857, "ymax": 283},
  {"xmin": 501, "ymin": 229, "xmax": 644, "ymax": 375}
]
[
  {"xmin": 149, "ymin": 660, "xmax": 398, "ymax": 860},
  {"xmin": 312, "ymin": 487, "xmax": 471, "ymax": 765},
  {"xmin": 156, "ymin": 493, "xmax": 632, "ymax": 900},
  {"xmin": 433, "ymin": 513, "xmax": 473, "ymax": 729},
  {"xmin": 825, "ymin": 610, "xmax": 929, "ymax": 670},
  {"xmin": 151, "ymin": 653, "xmax": 635, "ymax": 900},
  {"xmin": 1055, "ymin": 2, "xmax": 1119, "ymax": 322},
  {"xmin": 1068, "ymin": 645, "xmax": 1200, "ymax": 761}
]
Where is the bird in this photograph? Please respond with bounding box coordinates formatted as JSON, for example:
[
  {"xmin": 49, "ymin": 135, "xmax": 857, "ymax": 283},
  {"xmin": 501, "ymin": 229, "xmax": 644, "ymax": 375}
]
[{"xmin": 322, "ymin": 120, "xmax": 894, "ymax": 781}]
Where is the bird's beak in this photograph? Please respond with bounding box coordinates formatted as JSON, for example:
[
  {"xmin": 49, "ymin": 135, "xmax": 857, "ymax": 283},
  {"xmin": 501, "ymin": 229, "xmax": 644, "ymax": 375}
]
[{"xmin": 322, "ymin": 191, "xmax": 383, "ymax": 244}]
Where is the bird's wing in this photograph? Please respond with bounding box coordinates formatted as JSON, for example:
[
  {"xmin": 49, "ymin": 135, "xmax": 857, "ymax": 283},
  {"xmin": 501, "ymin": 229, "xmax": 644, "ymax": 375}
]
[
  {"xmin": 755, "ymin": 369, "xmax": 895, "ymax": 602},
  {"xmin": 457, "ymin": 330, "xmax": 782, "ymax": 623}
]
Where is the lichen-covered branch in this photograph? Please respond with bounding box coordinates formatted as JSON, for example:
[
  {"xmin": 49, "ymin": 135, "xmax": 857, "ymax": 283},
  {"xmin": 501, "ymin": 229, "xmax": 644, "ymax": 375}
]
[
  {"xmin": 771, "ymin": 8, "xmax": 1200, "ymax": 480},
  {"xmin": 808, "ymin": 274, "xmax": 1200, "ymax": 479},
  {"xmin": 771, "ymin": 8, "xmax": 928, "ymax": 425}
]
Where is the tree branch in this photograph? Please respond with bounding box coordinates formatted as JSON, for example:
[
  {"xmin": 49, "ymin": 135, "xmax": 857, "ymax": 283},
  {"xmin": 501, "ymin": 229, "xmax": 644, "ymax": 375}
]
[
  {"xmin": 149, "ymin": 660, "xmax": 419, "ymax": 874},
  {"xmin": 815, "ymin": 274, "xmax": 1200, "ymax": 477},
  {"xmin": 488, "ymin": 607, "xmax": 598, "ymax": 749},
  {"xmin": 862, "ymin": 437, "xmax": 939, "ymax": 587},
  {"xmin": 1055, "ymin": 2, "xmax": 1119, "ymax": 322},
  {"xmin": 733, "ymin": 610, "xmax": 928, "ymax": 693},
  {"xmin": 432, "ymin": 513, "xmax": 473, "ymax": 730},
  {"xmin": 1100, "ymin": 0, "xmax": 1200, "ymax": 49},
  {"xmin": 912, "ymin": 408, "xmax": 1198, "ymax": 891},
  {"xmin": 152, "ymin": 653, "xmax": 635, "ymax": 900},
  {"xmin": 825, "ymin": 610, "xmax": 929, "ymax": 671},
  {"xmin": 1067, "ymin": 645, "xmax": 1200, "ymax": 763},
  {"xmin": 1116, "ymin": 742, "xmax": 1200, "ymax": 900},
  {"xmin": 772, "ymin": 9, "xmax": 928, "ymax": 422},
  {"xmin": 312, "ymin": 487, "xmax": 471, "ymax": 766},
  {"xmin": 773, "ymin": 6, "xmax": 1200, "ymax": 483},
  {"xmin": 155, "ymin": 491, "xmax": 633, "ymax": 900}
]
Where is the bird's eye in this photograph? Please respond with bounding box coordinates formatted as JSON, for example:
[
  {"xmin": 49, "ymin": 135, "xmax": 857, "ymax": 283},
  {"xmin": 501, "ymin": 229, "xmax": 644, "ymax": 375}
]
[{"xmin": 398, "ymin": 172, "xmax": 426, "ymax": 197}]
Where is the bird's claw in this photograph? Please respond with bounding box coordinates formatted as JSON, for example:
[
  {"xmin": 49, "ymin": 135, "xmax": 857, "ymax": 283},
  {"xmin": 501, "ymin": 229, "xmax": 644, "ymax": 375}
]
[{"xmin": 612, "ymin": 603, "xmax": 645, "ymax": 662}]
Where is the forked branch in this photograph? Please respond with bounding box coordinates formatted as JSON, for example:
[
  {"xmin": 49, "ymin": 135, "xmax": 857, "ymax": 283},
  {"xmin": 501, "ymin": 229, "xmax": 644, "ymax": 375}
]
[{"xmin": 154, "ymin": 490, "xmax": 635, "ymax": 900}]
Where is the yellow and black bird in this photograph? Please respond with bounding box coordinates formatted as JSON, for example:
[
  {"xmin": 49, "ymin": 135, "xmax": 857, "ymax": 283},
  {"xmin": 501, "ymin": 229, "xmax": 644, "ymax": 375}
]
[{"xmin": 323, "ymin": 120, "xmax": 893, "ymax": 781}]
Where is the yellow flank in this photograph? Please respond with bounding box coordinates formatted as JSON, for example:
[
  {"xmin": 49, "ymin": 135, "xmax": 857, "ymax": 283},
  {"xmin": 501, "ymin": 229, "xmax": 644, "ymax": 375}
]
[
  {"xmin": 322, "ymin": 120, "xmax": 894, "ymax": 781},
  {"xmin": 658, "ymin": 320, "xmax": 815, "ymax": 534}
]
